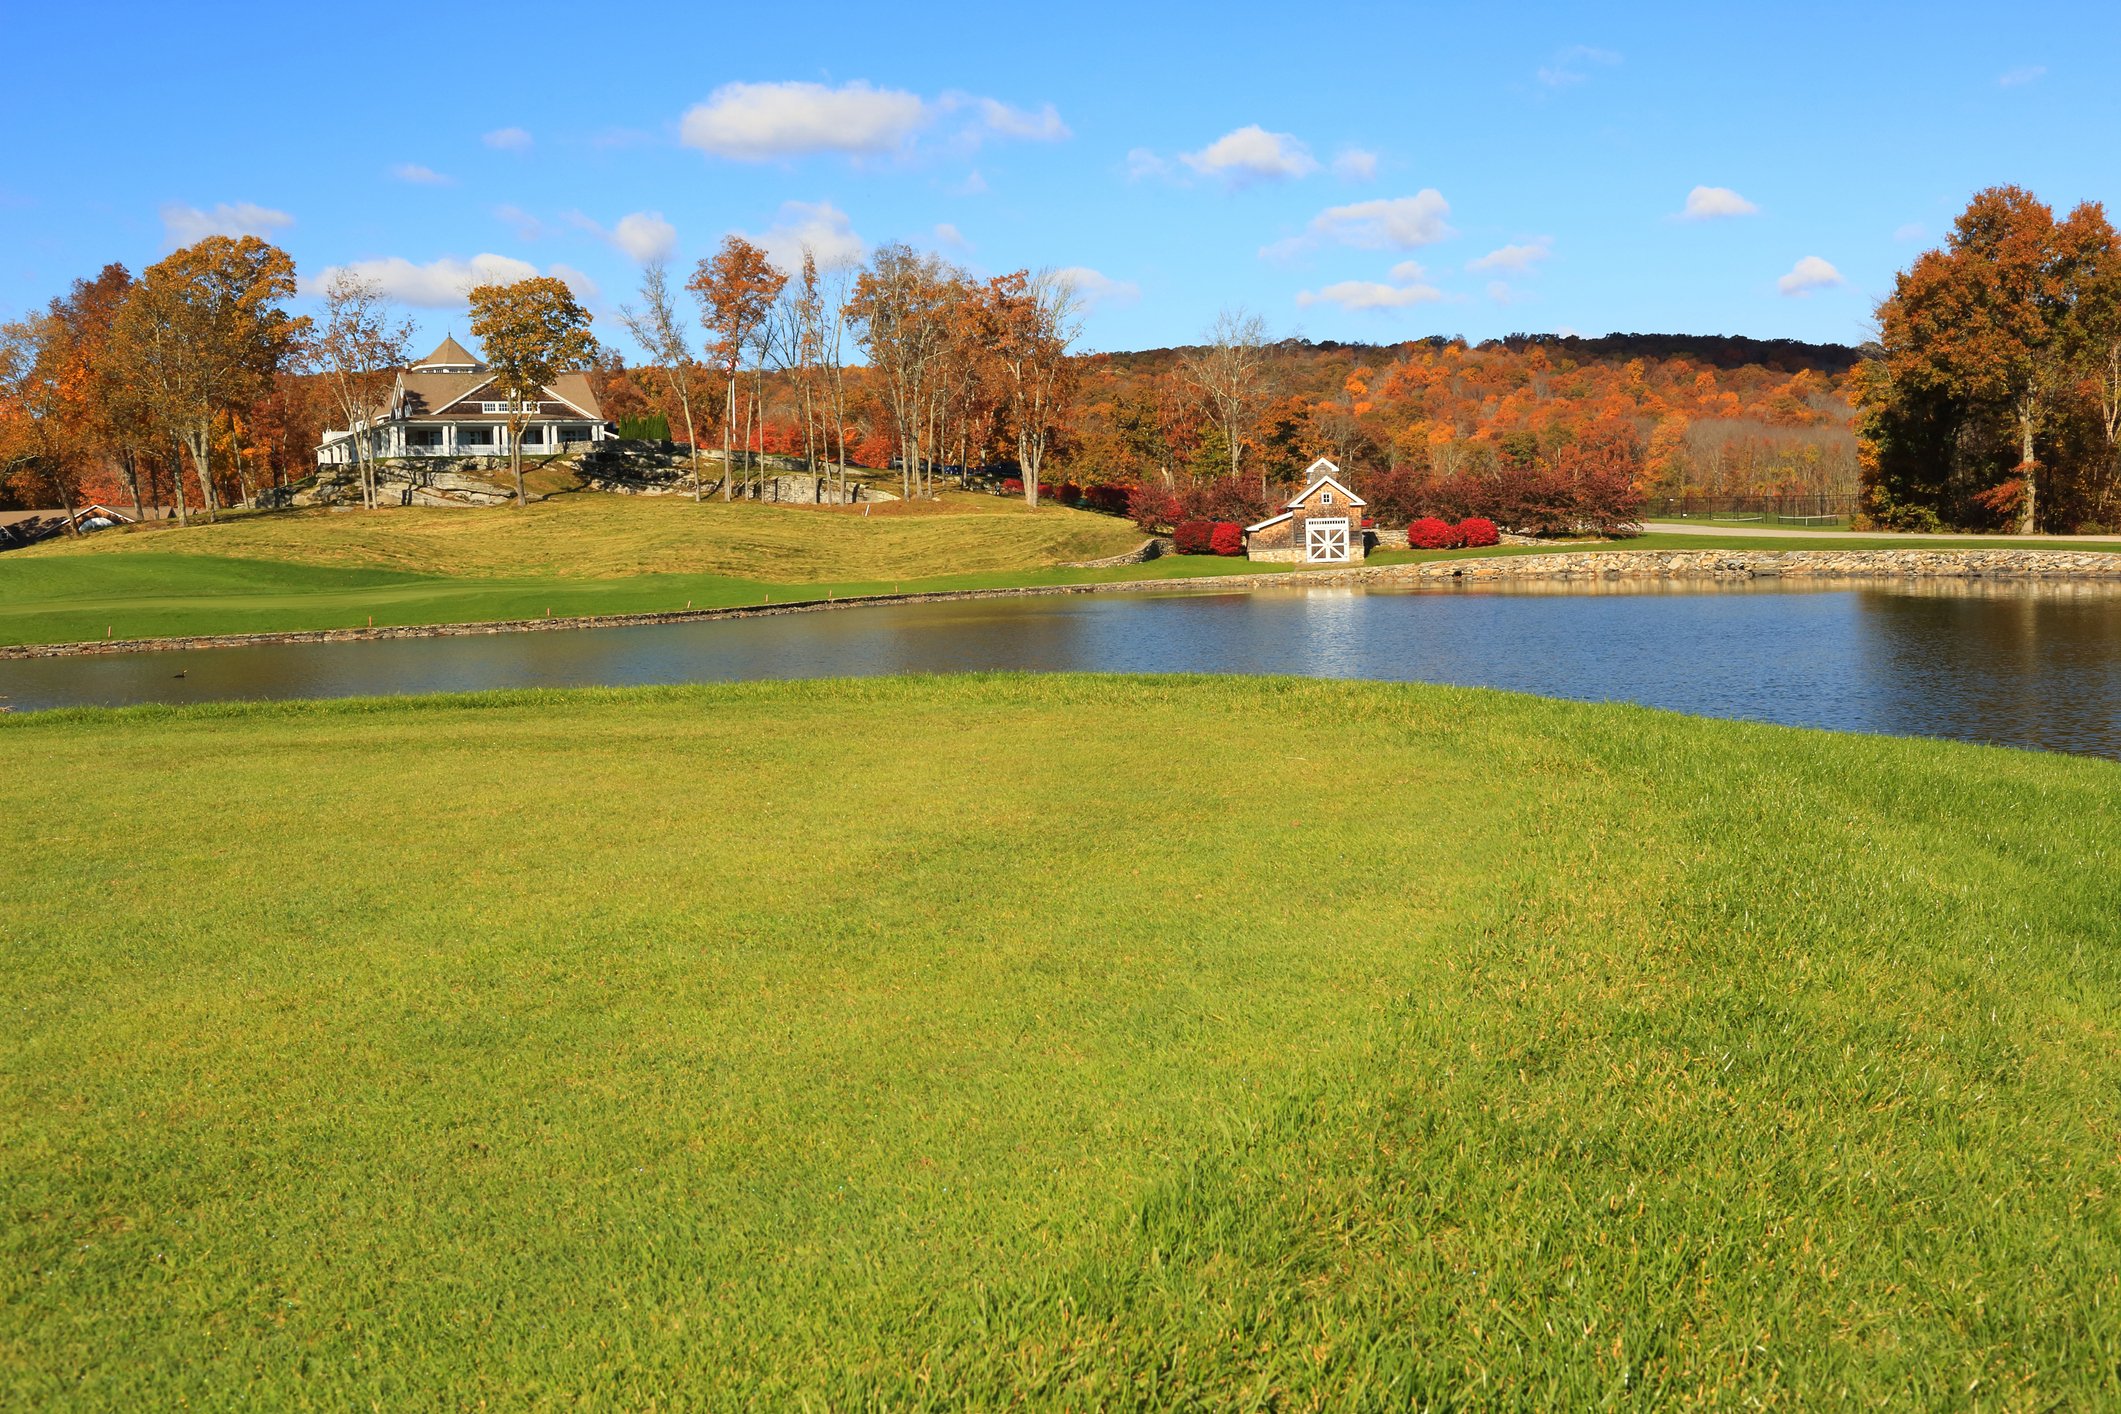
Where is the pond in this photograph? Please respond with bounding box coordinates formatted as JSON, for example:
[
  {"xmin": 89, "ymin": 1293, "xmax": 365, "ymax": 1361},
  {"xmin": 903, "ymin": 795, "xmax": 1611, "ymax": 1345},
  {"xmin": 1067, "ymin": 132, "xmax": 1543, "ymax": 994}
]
[{"xmin": 5, "ymin": 579, "xmax": 2121, "ymax": 760}]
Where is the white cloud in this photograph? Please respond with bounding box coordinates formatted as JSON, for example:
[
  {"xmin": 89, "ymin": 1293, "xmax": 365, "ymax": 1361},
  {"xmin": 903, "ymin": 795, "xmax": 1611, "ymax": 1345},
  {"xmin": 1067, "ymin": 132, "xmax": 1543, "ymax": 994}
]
[
  {"xmin": 1486, "ymin": 281, "xmax": 1520, "ymax": 305},
  {"xmin": 933, "ymin": 222, "xmax": 970, "ymax": 250},
  {"xmin": 298, "ymin": 254, "xmax": 597, "ymax": 308},
  {"xmin": 159, "ymin": 201, "xmax": 294, "ymax": 247},
  {"xmin": 954, "ymin": 169, "xmax": 990, "ymax": 195},
  {"xmin": 1554, "ymin": 325, "xmax": 1582, "ymax": 338},
  {"xmin": 1258, "ymin": 236, "xmax": 1309, "ymax": 264},
  {"xmin": 1388, "ymin": 260, "xmax": 1427, "ymax": 283},
  {"xmin": 494, "ymin": 205, "xmax": 544, "ymax": 241},
  {"xmin": 1778, "ymin": 256, "xmax": 1845, "ymax": 297},
  {"xmin": 1999, "ymin": 65, "xmax": 2046, "ymax": 86},
  {"xmin": 483, "ymin": 127, "xmax": 533, "ymax": 151},
  {"xmin": 556, "ymin": 209, "xmax": 676, "ymax": 262},
  {"xmin": 1126, "ymin": 147, "xmax": 1170, "ymax": 180},
  {"xmin": 1055, "ymin": 266, "xmax": 1140, "ymax": 310},
  {"xmin": 1893, "ymin": 221, "xmax": 1927, "ymax": 242},
  {"xmin": 1467, "ymin": 238, "xmax": 1552, "ymax": 272},
  {"xmin": 1308, "ymin": 191, "xmax": 1455, "ymax": 250},
  {"xmin": 1296, "ymin": 278, "xmax": 1442, "ymax": 312},
  {"xmin": 741, "ymin": 199, "xmax": 866, "ymax": 273},
  {"xmin": 301, "ymin": 254, "xmax": 534, "ymax": 307},
  {"xmin": 391, "ymin": 164, "xmax": 454, "ymax": 186},
  {"xmin": 546, "ymin": 263, "xmax": 600, "ymax": 304},
  {"xmin": 1538, "ymin": 45, "xmax": 1621, "ymax": 87},
  {"xmin": 679, "ymin": 81, "xmax": 1068, "ymax": 163},
  {"xmin": 1332, "ymin": 148, "xmax": 1379, "ymax": 181},
  {"xmin": 967, "ymin": 96, "xmax": 1070, "ymax": 141},
  {"xmin": 1678, "ymin": 185, "xmax": 1760, "ymax": 220},
  {"xmin": 611, "ymin": 212, "xmax": 678, "ymax": 262},
  {"xmin": 682, "ymin": 80, "xmax": 926, "ymax": 160},
  {"xmin": 1179, "ymin": 125, "xmax": 1320, "ymax": 184}
]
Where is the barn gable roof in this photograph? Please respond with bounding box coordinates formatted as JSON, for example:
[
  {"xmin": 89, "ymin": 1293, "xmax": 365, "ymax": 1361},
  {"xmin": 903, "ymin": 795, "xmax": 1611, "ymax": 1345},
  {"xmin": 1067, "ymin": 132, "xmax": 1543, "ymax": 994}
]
[{"xmin": 1283, "ymin": 458, "xmax": 1366, "ymax": 509}]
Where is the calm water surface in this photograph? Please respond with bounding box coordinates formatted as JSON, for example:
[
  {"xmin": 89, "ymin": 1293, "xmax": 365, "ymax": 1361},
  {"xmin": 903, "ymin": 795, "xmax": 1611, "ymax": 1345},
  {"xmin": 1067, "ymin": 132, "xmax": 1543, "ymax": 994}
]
[{"xmin": 6, "ymin": 580, "xmax": 2121, "ymax": 759}]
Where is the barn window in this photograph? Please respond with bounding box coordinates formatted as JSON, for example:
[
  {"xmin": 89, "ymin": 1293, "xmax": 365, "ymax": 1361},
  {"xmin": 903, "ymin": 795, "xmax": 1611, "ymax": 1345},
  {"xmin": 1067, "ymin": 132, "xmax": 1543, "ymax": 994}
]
[{"xmin": 1322, "ymin": 491, "xmax": 1333, "ymax": 505}]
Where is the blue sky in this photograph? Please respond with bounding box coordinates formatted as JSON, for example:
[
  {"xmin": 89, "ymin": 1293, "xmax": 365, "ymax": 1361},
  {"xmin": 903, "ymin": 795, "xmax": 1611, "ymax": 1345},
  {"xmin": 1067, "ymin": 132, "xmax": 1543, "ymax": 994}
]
[{"xmin": 4, "ymin": 1, "xmax": 2115, "ymax": 357}]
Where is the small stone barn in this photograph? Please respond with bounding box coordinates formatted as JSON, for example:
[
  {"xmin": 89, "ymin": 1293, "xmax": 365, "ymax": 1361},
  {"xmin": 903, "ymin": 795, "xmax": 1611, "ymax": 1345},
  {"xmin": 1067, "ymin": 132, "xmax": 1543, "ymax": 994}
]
[{"xmin": 1243, "ymin": 459, "xmax": 1368, "ymax": 564}]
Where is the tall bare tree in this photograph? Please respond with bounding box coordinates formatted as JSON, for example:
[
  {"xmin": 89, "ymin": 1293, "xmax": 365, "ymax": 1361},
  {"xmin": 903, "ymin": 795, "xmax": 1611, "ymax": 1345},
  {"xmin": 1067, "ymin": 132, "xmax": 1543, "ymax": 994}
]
[
  {"xmin": 304, "ymin": 270, "xmax": 413, "ymax": 511},
  {"xmin": 466, "ymin": 276, "xmax": 599, "ymax": 508},
  {"xmin": 1180, "ymin": 306, "xmax": 1271, "ymax": 496},
  {"xmin": 618, "ymin": 261, "xmax": 710, "ymax": 502},
  {"xmin": 849, "ymin": 243, "xmax": 956, "ymax": 501}
]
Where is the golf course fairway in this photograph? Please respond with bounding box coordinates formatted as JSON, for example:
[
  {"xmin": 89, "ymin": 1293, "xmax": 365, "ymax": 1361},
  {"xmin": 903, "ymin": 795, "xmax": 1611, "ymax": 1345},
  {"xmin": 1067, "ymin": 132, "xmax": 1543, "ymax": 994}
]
[{"xmin": 4, "ymin": 674, "xmax": 2117, "ymax": 1408}]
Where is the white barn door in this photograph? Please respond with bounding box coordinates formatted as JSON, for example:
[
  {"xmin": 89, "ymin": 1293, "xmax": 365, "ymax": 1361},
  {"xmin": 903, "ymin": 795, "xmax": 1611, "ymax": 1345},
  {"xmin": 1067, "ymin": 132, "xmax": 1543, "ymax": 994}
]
[{"xmin": 1305, "ymin": 517, "xmax": 1350, "ymax": 563}]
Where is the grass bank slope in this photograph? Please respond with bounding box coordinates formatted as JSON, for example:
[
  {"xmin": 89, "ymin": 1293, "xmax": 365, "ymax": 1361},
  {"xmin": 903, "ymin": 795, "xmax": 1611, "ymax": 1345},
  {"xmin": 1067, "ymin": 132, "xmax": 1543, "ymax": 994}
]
[
  {"xmin": 4, "ymin": 676, "xmax": 2118, "ymax": 1408},
  {"xmin": 8, "ymin": 492, "xmax": 1148, "ymax": 580}
]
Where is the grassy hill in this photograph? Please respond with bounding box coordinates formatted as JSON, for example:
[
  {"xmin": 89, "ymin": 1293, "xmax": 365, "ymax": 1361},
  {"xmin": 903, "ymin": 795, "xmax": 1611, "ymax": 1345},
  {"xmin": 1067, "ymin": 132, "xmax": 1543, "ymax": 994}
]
[
  {"xmin": 10, "ymin": 491, "xmax": 1149, "ymax": 581},
  {"xmin": 5, "ymin": 675, "xmax": 2118, "ymax": 1407}
]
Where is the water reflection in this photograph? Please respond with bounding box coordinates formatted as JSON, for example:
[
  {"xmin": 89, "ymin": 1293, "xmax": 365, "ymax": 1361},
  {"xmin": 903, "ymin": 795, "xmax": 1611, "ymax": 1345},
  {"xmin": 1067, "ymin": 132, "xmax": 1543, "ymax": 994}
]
[{"xmin": 5, "ymin": 580, "xmax": 2121, "ymax": 760}]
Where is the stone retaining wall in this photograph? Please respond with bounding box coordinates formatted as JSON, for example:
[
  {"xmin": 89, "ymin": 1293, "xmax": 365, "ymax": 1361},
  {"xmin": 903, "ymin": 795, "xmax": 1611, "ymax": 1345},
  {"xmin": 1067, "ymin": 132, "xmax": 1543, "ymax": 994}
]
[
  {"xmin": 1061, "ymin": 537, "xmax": 1171, "ymax": 568},
  {"xmin": 11, "ymin": 548, "xmax": 2121, "ymax": 661}
]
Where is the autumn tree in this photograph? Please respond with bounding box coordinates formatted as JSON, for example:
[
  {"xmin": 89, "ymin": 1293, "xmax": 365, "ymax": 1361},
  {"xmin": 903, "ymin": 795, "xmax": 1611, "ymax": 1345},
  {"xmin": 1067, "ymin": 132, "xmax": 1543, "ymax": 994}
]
[
  {"xmin": 2076, "ymin": 241, "xmax": 2121, "ymax": 523},
  {"xmin": 0, "ymin": 313, "xmax": 92, "ymax": 527},
  {"xmin": 1876, "ymin": 186, "xmax": 2115, "ymax": 532},
  {"xmin": 688, "ymin": 237, "xmax": 784, "ymax": 501},
  {"xmin": 466, "ymin": 276, "xmax": 598, "ymax": 508},
  {"xmin": 618, "ymin": 261, "xmax": 710, "ymax": 501},
  {"xmin": 981, "ymin": 269, "xmax": 1080, "ymax": 509},
  {"xmin": 304, "ymin": 269, "xmax": 413, "ymax": 511},
  {"xmin": 1180, "ymin": 306, "xmax": 1271, "ymax": 496},
  {"xmin": 113, "ymin": 237, "xmax": 304, "ymax": 523}
]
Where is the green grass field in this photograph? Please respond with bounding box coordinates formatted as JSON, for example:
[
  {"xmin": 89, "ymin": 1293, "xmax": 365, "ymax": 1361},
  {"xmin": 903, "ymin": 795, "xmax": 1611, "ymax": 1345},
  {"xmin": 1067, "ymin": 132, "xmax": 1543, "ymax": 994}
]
[
  {"xmin": 2, "ymin": 490, "xmax": 2075, "ymax": 648},
  {"xmin": 5, "ymin": 675, "xmax": 2118, "ymax": 1408}
]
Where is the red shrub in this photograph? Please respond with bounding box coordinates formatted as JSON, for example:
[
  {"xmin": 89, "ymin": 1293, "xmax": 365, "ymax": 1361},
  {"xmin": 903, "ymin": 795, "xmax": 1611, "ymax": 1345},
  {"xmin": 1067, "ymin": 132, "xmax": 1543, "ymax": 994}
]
[
  {"xmin": 1457, "ymin": 517, "xmax": 1500, "ymax": 547},
  {"xmin": 1001, "ymin": 477, "xmax": 1025, "ymax": 495},
  {"xmin": 1172, "ymin": 519, "xmax": 1215, "ymax": 554},
  {"xmin": 1178, "ymin": 475, "xmax": 1269, "ymax": 524},
  {"xmin": 1055, "ymin": 481, "xmax": 1084, "ymax": 506},
  {"xmin": 1127, "ymin": 483, "xmax": 1181, "ymax": 532},
  {"xmin": 1407, "ymin": 516, "xmax": 1459, "ymax": 550},
  {"xmin": 1082, "ymin": 482, "xmax": 1131, "ymax": 514},
  {"xmin": 1210, "ymin": 521, "xmax": 1244, "ymax": 556}
]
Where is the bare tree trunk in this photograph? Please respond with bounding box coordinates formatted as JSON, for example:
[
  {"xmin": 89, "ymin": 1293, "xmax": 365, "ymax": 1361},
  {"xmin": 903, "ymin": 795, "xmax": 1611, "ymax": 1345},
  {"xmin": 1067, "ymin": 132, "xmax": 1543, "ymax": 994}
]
[
  {"xmin": 171, "ymin": 435, "xmax": 190, "ymax": 526},
  {"xmin": 120, "ymin": 449, "xmax": 144, "ymax": 524},
  {"xmin": 2018, "ymin": 408, "xmax": 2038, "ymax": 535},
  {"xmin": 722, "ymin": 374, "xmax": 734, "ymax": 501}
]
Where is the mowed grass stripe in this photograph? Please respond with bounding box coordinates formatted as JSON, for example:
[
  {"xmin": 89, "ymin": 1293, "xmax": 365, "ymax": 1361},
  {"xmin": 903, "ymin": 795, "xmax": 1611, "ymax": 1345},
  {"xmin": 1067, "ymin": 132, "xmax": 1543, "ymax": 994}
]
[{"xmin": 3, "ymin": 675, "xmax": 2118, "ymax": 1408}]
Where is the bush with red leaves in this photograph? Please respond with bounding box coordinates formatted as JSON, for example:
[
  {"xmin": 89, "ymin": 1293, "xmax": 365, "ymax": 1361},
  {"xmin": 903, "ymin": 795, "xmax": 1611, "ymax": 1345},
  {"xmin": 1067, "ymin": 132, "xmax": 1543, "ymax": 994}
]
[
  {"xmin": 1407, "ymin": 516, "xmax": 1460, "ymax": 550},
  {"xmin": 1172, "ymin": 520, "xmax": 1216, "ymax": 554},
  {"xmin": 1177, "ymin": 475, "xmax": 1269, "ymax": 524},
  {"xmin": 1082, "ymin": 483, "xmax": 1131, "ymax": 514},
  {"xmin": 1127, "ymin": 484, "xmax": 1181, "ymax": 532},
  {"xmin": 1001, "ymin": 477, "xmax": 1024, "ymax": 495},
  {"xmin": 1457, "ymin": 517, "xmax": 1500, "ymax": 547},
  {"xmin": 1053, "ymin": 481, "xmax": 1083, "ymax": 506},
  {"xmin": 1210, "ymin": 522, "xmax": 1244, "ymax": 556}
]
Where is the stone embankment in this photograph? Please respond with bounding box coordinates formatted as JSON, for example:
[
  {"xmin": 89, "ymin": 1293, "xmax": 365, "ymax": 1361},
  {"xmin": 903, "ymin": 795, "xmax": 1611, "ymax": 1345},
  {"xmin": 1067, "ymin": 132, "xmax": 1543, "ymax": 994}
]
[
  {"xmin": 1353, "ymin": 547, "xmax": 2121, "ymax": 583},
  {"xmin": 1061, "ymin": 537, "xmax": 1171, "ymax": 568},
  {"xmin": 11, "ymin": 548, "xmax": 2121, "ymax": 661}
]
